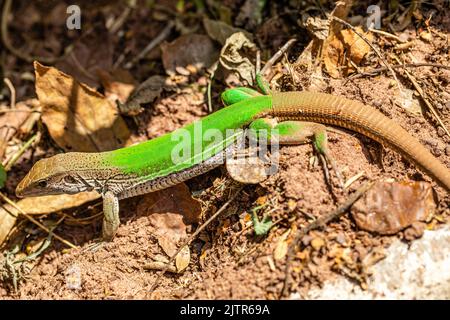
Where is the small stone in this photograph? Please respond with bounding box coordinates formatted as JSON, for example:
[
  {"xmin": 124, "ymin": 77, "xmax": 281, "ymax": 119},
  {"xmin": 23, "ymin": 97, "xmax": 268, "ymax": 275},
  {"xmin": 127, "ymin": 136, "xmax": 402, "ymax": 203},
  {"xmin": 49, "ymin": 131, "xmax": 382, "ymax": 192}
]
[
  {"xmin": 311, "ymin": 237, "xmax": 325, "ymax": 251},
  {"xmin": 446, "ymin": 145, "xmax": 450, "ymax": 156},
  {"xmin": 432, "ymin": 147, "xmax": 441, "ymax": 157},
  {"xmin": 175, "ymin": 66, "xmax": 190, "ymax": 76},
  {"xmin": 437, "ymin": 127, "xmax": 445, "ymax": 137},
  {"xmin": 404, "ymin": 222, "xmax": 426, "ymax": 241},
  {"xmin": 420, "ymin": 31, "xmax": 433, "ymax": 42}
]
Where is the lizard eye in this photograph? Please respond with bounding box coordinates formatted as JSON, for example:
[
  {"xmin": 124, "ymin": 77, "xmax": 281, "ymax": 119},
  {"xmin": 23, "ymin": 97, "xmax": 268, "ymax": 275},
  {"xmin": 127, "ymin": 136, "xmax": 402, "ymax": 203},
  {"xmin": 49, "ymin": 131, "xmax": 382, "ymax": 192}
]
[
  {"xmin": 64, "ymin": 175, "xmax": 77, "ymax": 184},
  {"xmin": 38, "ymin": 180, "xmax": 47, "ymax": 188}
]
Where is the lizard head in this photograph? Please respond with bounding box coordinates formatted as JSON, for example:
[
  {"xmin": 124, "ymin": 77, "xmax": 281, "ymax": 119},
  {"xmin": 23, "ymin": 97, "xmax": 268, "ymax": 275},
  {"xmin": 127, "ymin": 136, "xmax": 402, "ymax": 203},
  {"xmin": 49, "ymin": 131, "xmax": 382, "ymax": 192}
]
[{"xmin": 16, "ymin": 153, "xmax": 96, "ymax": 197}]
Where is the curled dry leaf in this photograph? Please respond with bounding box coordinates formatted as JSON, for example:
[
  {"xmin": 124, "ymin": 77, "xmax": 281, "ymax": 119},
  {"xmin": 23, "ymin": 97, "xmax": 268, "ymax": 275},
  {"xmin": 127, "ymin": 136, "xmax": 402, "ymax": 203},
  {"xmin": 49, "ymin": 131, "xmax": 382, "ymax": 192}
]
[
  {"xmin": 34, "ymin": 61, "xmax": 130, "ymax": 152},
  {"xmin": 161, "ymin": 34, "xmax": 218, "ymax": 75},
  {"xmin": 219, "ymin": 32, "xmax": 257, "ymax": 85},
  {"xmin": 351, "ymin": 180, "xmax": 436, "ymax": 235}
]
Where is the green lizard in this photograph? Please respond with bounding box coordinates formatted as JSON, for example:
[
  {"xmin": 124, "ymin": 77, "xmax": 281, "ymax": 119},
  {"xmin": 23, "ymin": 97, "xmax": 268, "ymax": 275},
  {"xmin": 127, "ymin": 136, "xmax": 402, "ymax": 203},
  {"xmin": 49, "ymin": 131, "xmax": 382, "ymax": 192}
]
[{"xmin": 16, "ymin": 77, "xmax": 450, "ymax": 242}]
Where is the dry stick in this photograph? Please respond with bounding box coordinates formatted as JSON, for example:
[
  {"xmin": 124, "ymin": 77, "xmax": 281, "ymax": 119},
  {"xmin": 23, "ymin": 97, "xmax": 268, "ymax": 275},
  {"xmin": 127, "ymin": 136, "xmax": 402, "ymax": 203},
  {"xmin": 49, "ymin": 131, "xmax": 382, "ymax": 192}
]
[
  {"xmin": 4, "ymin": 133, "xmax": 37, "ymax": 171},
  {"xmin": 149, "ymin": 185, "xmax": 244, "ymax": 292},
  {"xmin": 3, "ymin": 78, "xmax": 15, "ymax": 109},
  {"xmin": 1, "ymin": 0, "xmax": 71, "ymax": 64},
  {"xmin": 331, "ymin": 16, "xmax": 402, "ymax": 93},
  {"xmin": 260, "ymin": 39, "xmax": 297, "ymax": 75},
  {"xmin": 108, "ymin": 0, "xmax": 136, "ymax": 34},
  {"xmin": 280, "ymin": 181, "xmax": 374, "ymax": 298},
  {"xmin": 0, "ymin": 192, "xmax": 77, "ymax": 249},
  {"xmin": 124, "ymin": 20, "xmax": 175, "ymax": 69},
  {"xmin": 348, "ymin": 62, "xmax": 450, "ymax": 80},
  {"xmin": 368, "ymin": 28, "xmax": 404, "ymax": 42},
  {"xmin": 391, "ymin": 56, "xmax": 450, "ymax": 137}
]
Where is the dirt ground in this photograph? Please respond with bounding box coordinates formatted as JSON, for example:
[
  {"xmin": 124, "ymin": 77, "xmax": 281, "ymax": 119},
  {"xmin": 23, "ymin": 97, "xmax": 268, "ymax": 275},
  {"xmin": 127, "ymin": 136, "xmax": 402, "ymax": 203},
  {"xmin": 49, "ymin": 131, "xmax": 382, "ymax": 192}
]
[{"xmin": 0, "ymin": 0, "xmax": 449, "ymax": 299}]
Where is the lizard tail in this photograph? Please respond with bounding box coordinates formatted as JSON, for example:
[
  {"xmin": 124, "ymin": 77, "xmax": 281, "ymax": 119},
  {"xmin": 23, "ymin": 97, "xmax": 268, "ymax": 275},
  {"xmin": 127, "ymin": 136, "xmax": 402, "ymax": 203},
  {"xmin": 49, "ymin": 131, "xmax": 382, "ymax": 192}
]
[{"xmin": 271, "ymin": 91, "xmax": 450, "ymax": 192}]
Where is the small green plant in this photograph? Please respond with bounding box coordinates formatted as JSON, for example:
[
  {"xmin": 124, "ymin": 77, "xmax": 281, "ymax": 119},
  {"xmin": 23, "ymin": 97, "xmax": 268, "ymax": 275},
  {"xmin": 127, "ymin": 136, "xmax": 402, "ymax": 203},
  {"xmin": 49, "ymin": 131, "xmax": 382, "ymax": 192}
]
[{"xmin": 251, "ymin": 205, "xmax": 273, "ymax": 236}]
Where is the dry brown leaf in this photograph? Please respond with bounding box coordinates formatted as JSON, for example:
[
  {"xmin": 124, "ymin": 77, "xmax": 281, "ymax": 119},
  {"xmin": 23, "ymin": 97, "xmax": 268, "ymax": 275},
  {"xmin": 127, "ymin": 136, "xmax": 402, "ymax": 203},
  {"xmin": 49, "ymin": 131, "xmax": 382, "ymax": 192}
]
[
  {"xmin": 34, "ymin": 61, "xmax": 130, "ymax": 152},
  {"xmin": 0, "ymin": 204, "xmax": 18, "ymax": 245},
  {"xmin": 273, "ymin": 229, "xmax": 290, "ymax": 261},
  {"xmin": 117, "ymin": 75, "xmax": 168, "ymax": 116},
  {"xmin": 340, "ymin": 27, "xmax": 372, "ymax": 65},
  {"xmin": 175, "ymin": 245, "xmax": 190, "ymax": 273},
  {"xmin": 17, "ymin": 191, "xmax": 100, "ymax": 215},
  {"xmin": 0, "ymin": 100, "xmax": 34, "ymax": 159},
  {"xmin": 0, "ymin": 191, "xmax": 100, "ymax": 245},
  {"xmin": 323, "ymin": 26, "xmax": 372, "ymax": 78},
  {"xmin": 97, "ymin": 69, "xmax": 136, "ymax": 104},
  {"xmin": 137, "ymin": 183, "xmax": 202, "ymax": 225},
  {"xmin": 137, "ymin": 183, "xmax": 201, "ymax": 259},
  {"xmin": 351, "ymin": 180, "xmax": 435, "ymax": 235},
  {"xmin": 161, "ymin": 34, "xmax": 218, "ymax": 75}
]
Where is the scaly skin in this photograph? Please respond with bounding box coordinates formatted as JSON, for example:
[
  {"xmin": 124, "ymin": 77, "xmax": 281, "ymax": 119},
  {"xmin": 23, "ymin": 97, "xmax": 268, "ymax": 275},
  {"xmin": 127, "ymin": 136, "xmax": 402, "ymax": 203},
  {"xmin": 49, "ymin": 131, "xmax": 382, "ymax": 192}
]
[{"xmin": 15, "ymin": 91, "xmax": 450, "ymax": 241}]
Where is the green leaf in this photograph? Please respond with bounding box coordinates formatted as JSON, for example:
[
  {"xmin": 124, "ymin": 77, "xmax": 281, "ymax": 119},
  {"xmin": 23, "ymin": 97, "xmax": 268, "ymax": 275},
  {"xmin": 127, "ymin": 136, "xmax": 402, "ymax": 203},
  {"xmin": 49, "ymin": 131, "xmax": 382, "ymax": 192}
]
[{"xmin": 251, "ymin": 206, "xmax": 272, "ymax": 236}]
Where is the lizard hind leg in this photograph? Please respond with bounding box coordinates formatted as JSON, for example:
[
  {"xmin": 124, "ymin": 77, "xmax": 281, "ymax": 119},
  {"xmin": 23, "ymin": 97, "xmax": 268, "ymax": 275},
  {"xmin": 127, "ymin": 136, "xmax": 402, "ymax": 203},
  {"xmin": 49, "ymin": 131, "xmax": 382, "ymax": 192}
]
[{"xmin": 250, "ymin": 119, "xmax": 343, "ymax": 187}]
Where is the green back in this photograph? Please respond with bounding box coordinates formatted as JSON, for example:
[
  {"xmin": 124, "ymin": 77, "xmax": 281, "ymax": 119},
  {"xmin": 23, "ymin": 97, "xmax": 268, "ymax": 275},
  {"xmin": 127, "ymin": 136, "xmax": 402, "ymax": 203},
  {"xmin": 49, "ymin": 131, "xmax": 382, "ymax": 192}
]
[{"xmin": 102, "ymin": 95, "xmax": 272, "ymax": 179}]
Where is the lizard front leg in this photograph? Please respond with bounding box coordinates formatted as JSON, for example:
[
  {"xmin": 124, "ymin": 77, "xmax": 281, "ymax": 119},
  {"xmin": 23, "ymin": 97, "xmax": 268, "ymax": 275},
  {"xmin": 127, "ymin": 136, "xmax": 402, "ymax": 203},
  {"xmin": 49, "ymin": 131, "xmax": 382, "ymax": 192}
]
[{"xmin": 101, "ymin": 190, "xmax": 120, "ymax": 241}]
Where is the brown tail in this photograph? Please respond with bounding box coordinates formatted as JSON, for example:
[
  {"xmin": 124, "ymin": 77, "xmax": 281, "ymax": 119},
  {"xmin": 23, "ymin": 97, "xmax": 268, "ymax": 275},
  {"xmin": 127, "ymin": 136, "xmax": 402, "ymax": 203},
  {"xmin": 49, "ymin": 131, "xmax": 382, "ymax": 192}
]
[{"xmin": 271, "ymin": 91, "xmax": 450, "ymax": 191}]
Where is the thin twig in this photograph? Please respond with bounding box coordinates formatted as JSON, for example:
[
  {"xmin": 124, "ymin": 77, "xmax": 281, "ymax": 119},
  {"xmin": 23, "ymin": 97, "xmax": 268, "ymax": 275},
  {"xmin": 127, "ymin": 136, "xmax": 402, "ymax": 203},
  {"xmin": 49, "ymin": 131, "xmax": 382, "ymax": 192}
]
[
  {"xmin": 207, "ymin": 61, "xmax": 218, "ymax": 113},
  {"xmin": 348, "ymin": 62, "xmax": 450, "ymax": 80},
  {"xmin": 3, "ymin": 78, "xmax": 15, "ymax": 109},
  {"xmin": 260, "ymin": 39, "xmax": 297, "ymax": 75},
  {"xmin": 393, "ymin": 56, "xmax": 450, "ymax": 137},
  {"xmin": 108, "ymin": 0, "xmax": 136, "ymax": 34},
  {"xmin": 0, "ymin": 192, "xmax": 77, "ymax": 249},
  {"xmin": 332, "ymin": 16, "xmax": 402, "ymax": 93},
  {"xmin": 124, "ymin": 20, "xmax": 174, "ymax": 69},
  {"xmin": 149, "ymin": 184, "xmax": 244, "ymax": 293},
  {"xmin": 368, "ymin": 28, "xmax": 404, "ymax": 43},
  {"xmin": 4, "ymin": 133, "xmax": 37, "ymax": 171},
  {"xmin": 280, "ymin": 181, "xmax": 374, "ymax": 298}
]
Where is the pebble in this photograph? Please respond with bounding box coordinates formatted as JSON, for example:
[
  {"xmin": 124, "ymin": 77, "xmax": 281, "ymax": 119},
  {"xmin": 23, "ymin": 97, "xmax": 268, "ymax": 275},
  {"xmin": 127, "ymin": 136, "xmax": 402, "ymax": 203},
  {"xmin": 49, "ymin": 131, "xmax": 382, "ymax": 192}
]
[
  {"xmin": 432, "ymin": 147, "xmax": 441, "ymax": 157},
  {"xmin": 446, "ymin": 145, "xmax": 450, "ymax": 156},
  {"xmin": 437, "ymin": 127, "xmax": 445, "ymax": 137},
  {"xmin": 311, "ymin": 237, "xmax": 325, "ymax": 251}
]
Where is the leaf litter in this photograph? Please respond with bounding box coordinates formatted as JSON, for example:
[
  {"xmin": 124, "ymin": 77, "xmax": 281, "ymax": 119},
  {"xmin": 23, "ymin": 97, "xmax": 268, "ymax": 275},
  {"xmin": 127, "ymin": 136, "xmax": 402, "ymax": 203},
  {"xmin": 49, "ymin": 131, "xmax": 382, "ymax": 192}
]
[{"xmin": 0, "ymin": 0, "xmax": 449, "ymax": 300}]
